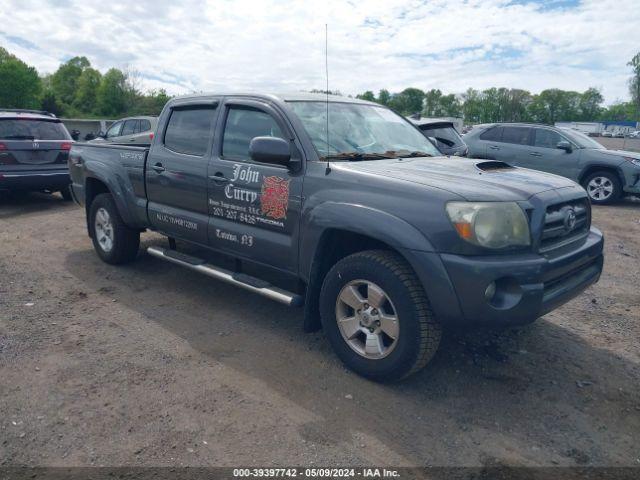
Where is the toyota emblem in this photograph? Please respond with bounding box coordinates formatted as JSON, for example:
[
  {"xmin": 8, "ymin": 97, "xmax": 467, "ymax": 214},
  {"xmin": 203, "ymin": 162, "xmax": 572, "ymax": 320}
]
[{"xmin": 564, "ymin": 208, "xmax": 577, "ymax": 231}]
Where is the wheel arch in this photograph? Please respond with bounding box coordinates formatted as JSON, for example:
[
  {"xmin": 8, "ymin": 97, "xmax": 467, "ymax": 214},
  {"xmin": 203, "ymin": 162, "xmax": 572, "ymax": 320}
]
[{"xmin": 578, "ymin": 165, "xmax": 625, "ymax": 187}]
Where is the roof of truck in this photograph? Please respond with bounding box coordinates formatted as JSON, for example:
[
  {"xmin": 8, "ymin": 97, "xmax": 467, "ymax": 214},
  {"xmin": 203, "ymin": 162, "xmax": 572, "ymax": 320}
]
[{"xmin": 171, "ymin": 92, "xmax": 379, "ymax": 106}]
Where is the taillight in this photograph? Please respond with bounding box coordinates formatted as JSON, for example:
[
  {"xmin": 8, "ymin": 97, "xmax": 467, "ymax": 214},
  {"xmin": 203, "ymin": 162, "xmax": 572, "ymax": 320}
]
[
  {"xmin": 0, "ymin": 142, "xmax": 6, "ymax": 150},
  {"xmin": 149, "ymin": 132, "xmax": 154, "ymax": 141},
  {"xmin": 60, "ymin": 142, "xmax": 72, "ymax": 151}
]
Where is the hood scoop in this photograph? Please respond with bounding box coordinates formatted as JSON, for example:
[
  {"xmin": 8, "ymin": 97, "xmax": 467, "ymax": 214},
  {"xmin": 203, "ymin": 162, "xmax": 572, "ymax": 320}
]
[{"xmin": 475, "ymin": 160, "xmax": 515, "ymax": 172}]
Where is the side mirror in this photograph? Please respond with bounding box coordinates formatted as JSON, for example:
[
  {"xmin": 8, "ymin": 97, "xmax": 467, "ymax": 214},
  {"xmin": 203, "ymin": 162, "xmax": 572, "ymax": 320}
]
[
  {"xmin": 249, "ymin": 136, "xmax": 291, "ymax": 166},
  {"xmin": 98, "ymin": 131, "xmax": 106, "ymax": 138},
  {"xmin": 557, "ymin": 141, "xmax": 572, "ymax": 153}
]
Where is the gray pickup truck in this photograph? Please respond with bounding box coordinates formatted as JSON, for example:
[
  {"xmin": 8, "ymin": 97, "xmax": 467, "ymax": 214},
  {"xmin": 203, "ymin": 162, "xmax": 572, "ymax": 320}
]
[{"xmin": 69, "ymin": 93, "xmax": 604, "ymax": 381}]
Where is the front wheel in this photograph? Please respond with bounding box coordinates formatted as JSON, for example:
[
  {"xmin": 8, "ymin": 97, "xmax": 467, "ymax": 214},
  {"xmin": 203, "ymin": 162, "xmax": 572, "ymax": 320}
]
[
  {"xmin": 582, "ymin": 171, "xmax": 621, "ymax": 205},
  {"xmin": 89, "ymin": 193, "xmax": 140, "ymax": 264},
  {"xmin": 319, "ymin": 250, "xmax": 441, "ymax": 382}
]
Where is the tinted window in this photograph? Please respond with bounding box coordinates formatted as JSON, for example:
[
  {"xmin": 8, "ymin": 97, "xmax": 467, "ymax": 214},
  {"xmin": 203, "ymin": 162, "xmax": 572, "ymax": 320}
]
[
  {"xmin": 121, "ymin": 120, "xmax": 138, "ymax": 136},
  {"xmin": 479, "ymin": 126, "xmax": 502, "ymax": 142},
  {"xmin": 223, "ymin": 107, "xmax": 284, "ymax": 160},
  {"xmin": 139, "ymin": 119, "xmax": 151, "ymax": 132},
  {"xmin": 501, "ymin": 126, "xmax": 531, "ymax": 146},
  {"xmin": 106, "ymin": 121, "xmax": 122, "ymax": 138},
  {"xmin": 0, "ymin": 119, "xmax": 70, "ymax": 140},
  {"xmin": 534, "ymin": 128, "xmax": 563, "ymax": 148},
  {"xmin": 421, "ymin": 125, "xmax": 463, "ymax": 148},
  {"xmin": 164, "ymin": 107, "xmax": 216, "ymax": 156}
]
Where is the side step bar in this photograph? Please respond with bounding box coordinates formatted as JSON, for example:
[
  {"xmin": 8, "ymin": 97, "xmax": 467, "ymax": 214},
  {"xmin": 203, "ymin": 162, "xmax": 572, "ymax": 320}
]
[{"xmin": 146, "ymin": 246, "xmax": 303, "ymax": 307}]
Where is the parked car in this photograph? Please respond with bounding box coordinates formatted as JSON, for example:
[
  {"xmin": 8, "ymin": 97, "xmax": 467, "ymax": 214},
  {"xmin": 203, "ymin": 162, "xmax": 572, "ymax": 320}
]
[
  {"xmin": 407, "ymin": 118, "xmax": 468, "ymax": 156},
  {"xmin": 629, "ymin": 131, "xmax": 640, "ymax": 139},
  {"xmin": 464, "ymin": 123, "xmax": 640, "ymax": 204},
  {"xmin": 91, "ymin": 116, "xmax": 158, "ymax": 145},
  {"xmin": 69, "ymin": 93, "xmax": 603, "ymax": 381},
  {"xmin": 614, "ymin": 131, "xmax": 625, "ymax": 139},
  {"xmin": 602, "ymin": 131, "xmax": 613, "ymax": 138},
  {"xmin": 0, "ymin": 109, "xmax": 74, "ymax": 199}
]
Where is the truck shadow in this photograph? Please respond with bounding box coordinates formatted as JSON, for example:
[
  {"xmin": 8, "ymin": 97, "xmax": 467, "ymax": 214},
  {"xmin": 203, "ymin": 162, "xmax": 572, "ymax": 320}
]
[
  {"xmin": 64, "ymin": 238, "xmax": 640, "ymax": 466},
  {"xmin": 0, "ymin": 191, "xmax": 74, "ymax": 219}
]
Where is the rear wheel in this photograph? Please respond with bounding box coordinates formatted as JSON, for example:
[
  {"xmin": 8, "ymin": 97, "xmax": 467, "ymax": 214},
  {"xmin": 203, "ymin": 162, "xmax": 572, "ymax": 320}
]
[
  {"xmin": 89, "ymin": 193, "xmax": 140, "ymax": 264},
  {"xmin": 582, "ymin": 171, "xmax": 621, "ymax": 205},
  {"xmin": 319, "ymin": 250, "xmax": 441, "ymax": 382}
]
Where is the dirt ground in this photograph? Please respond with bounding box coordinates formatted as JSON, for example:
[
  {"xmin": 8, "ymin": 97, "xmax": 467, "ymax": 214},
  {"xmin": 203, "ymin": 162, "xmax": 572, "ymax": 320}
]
[{"xmin": 0, "ymin": 191, "xmax": 639, "ymax": 468}]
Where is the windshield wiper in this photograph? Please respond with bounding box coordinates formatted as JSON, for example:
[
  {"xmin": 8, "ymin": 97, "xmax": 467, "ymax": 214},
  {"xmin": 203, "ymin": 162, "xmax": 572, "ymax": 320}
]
[
  {"xmin": 401, "ymin": 151, "xmax": 434, "ymax": 158},
  {"xmin": 320, "ymin": 152, "xmax": 397, "ymax": 161}
]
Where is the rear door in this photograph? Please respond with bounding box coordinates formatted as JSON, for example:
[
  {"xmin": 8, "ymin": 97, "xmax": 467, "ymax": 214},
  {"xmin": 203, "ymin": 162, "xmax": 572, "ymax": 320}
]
[
  {"xmin": 131, "ymin": 118, "xmax": 153, "ymax": 144},
  {"xmin": 527, "ymin": 127, "xmax": 581, "ymax": 178},
  {"xmin": 0, "ymin": 118, "xmax": 72, "ymax": 173},
  {"xmin": 490, "ymin": 126, "xmax": 533, "ymax": 166},
  {"xmin": 146, "ymin": 103, "xmax": 220, "ymax": 245},
  {"xmin": 206, "ymin": 98, "xmax": 304, "ymax": 273},
  {"xmin": 118, "ymin": 119, "xmax": 139, "ymax": 144}
]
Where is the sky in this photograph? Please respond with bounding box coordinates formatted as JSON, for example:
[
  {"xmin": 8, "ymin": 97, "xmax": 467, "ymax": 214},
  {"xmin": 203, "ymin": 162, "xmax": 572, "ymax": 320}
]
[{"xmin": 1, "ymin": 0, "xmax": 639, "ymax": 104}]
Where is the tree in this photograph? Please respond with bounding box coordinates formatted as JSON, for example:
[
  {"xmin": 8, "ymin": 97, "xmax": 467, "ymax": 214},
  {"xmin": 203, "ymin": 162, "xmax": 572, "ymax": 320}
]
[
  {"xmin": 389, "ymin": 87, "xmax": 425, "ymax": 115},
  {"xmin": 628, "ymin": 52, "xmax": 640, "ymax": 121},
  {"xmin": 50, "ymin": 56, "xmax": 90, "ymax": 107},
  {"xmin": 377, "ymin": 89, "xmax": 391, "ymax": 106},
  {"xmin": 40, "ymin": 89, "xmax": 63, "ymax": 116},
  {"xmin": 356, "ymin": 90, "xmax": 376, "ymax": 102},
  {"xmin": 0, "ymin": 47, "xmax": 41, "ymax": 108},
  {"xmin": 578, "ymin": 88, "xmax": 604, "ymax": 121},
  {"xmin": 96, "ymin": 68, "xmax": 127, "ymax": 116},
  {"xmin": 73, "ymin": 67, "xmax": 102, "ymax": 113}
]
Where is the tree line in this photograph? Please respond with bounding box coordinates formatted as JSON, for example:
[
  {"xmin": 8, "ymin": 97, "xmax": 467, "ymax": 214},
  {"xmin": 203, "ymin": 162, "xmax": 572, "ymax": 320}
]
[
  {"xmin": 1, "ymin": 46, "xmax": 639, "ymax": 124},
  {"xmin": 0, "ymin": 47, "xmax": 169, "ymax": 118}
]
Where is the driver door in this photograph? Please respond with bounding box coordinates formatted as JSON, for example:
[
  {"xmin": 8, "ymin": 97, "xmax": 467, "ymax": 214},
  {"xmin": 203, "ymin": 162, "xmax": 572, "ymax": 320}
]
[{"xmin": 207, "ymin": 99, "xmax": 303, "ymax": 273}]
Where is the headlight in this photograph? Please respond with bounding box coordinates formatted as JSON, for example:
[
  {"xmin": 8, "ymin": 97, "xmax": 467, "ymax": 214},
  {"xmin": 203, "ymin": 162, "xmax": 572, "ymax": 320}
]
[{"xmin": 446, "ymin": 202, "xmax": 530, "ymax": 249}]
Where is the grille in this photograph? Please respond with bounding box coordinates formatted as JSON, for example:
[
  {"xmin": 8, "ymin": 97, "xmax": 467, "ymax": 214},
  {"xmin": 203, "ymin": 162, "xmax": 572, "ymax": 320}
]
[{"xmin": 539, "ymin": 198, "xmax": 590, "ymax": 252}]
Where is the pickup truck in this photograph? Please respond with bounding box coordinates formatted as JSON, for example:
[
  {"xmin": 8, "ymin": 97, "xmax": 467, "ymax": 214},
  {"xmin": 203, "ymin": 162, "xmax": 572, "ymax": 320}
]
[{"xmin": 69, "ymin": 93, "xmax": 604, "ymax": 381}]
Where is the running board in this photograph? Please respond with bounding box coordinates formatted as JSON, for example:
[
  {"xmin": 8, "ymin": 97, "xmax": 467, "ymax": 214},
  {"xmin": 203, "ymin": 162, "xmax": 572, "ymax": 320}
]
[{"xmin": 146, "ymin": 246, "xmax": 303, "ymax": 307}]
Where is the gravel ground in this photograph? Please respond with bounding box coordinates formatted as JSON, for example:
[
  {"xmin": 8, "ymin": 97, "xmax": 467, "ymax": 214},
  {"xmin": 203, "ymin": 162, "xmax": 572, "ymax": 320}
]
[{"xmin": 0, "ymin": 191, "xmax": 639, "ymax": 468}]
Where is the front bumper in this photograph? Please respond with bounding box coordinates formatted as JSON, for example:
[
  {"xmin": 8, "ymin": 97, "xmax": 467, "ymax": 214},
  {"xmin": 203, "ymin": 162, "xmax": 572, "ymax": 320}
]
[
  {"xmin": 407, "ymin": 227, "xmax": 604, "ymax": 326},
  {"xmin": 0, "ymin": 170, "xmax": 70, "ymax": 192}
]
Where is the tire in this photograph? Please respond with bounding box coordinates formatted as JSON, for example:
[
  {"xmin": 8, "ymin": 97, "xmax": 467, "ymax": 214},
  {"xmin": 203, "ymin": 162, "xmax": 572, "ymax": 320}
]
[
  {"xmin": 60, "ymin": 186, "xmax": 73, "ymax": 201},
  {"xmin": 89, "ymin": 193, "xmax": 140, "ymax": 264},
  {"xmin": 582, "ymin": 171, "xmax": 621, "ymax": 205},
  {"xmin": 319, "ymin": 250, "xmax": 441, "ymax": 382}
]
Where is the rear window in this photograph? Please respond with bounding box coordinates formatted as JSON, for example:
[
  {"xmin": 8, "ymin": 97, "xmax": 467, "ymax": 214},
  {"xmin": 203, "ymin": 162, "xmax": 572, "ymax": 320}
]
[
  {"xmin": 0, "ymin": 119, "xmax": 71, "ymax": 140},
  {"xmin": 164, "ymin": 107, "xmax": 216, "ymax": 156},
  {"xmin": 479, "ymin": 126, "xmax": 502, "ymax": 142},
  {"xmin": 140, "ymin": 119, "xmax": 152, "ymax": 132}
]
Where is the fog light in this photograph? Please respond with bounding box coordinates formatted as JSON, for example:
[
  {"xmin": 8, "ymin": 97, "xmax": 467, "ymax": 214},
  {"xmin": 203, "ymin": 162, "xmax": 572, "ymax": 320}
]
[{"xmin": 485, "ymin": 281, "xmax": 497, "ymax": 301}]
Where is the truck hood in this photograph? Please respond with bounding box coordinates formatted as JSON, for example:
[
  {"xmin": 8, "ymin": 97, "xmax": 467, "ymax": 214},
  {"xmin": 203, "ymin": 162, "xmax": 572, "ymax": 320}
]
[{"xmin": 336, "ymin": 157, "xmax": 578, "ymax": 202}]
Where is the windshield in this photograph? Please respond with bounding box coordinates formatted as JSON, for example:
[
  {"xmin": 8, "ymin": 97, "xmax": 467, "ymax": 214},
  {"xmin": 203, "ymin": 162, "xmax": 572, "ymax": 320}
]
[
  {"xmin": 0, "ymin": 119, "xmax": 71, "ymax": 140},
  {"xmin": 286, "ymin": 101, "xmax": 441, "ymax": 160},
  {"xmin": 559, "ymin": 128, "xmax": 605, "ymax": 150}
]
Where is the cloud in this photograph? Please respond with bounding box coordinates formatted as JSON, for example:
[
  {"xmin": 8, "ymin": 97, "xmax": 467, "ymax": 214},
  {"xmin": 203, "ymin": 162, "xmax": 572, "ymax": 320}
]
[{"xmin": 0, "ymin": 0, "xmax": 638, "ymax": 103}]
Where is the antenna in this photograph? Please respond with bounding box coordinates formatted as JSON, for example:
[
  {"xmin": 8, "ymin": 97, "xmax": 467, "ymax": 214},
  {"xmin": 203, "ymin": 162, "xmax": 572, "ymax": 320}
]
[{"xmin": 324, "ymin": 23, "xmax": 331, "ymax": 175}]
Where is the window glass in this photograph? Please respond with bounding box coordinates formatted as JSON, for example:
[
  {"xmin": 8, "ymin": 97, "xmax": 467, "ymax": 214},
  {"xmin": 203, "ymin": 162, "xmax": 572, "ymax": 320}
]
[
  {"xmin": 422, "ymin": 126, "xmax": 463, "ymax": 148},
  {"xmin": 479, "ymin": 126, "xmax": 502, "ymax": 142},
  {"xmin": 139, "ymin": 119, "xmax": 151, "ymax": 132},
  {"xmin": 106, "ymin": 121, "xmax": 122, "ymax": 138},
  {"xmin": 222, "ymin": 107, "xmax": 284, "ymax": 160},
  {"xmin": 286, "ymin": 102, "xmax": 440, "ymax": 159},
  {"xmin": 501, "ymin": 127, "xmax": 531, "ymax": 145},
  {"xmin": 0, "ymin": 119, "xmax": 70, "ymax": 140},
  {"xmin": 534, "ymin": 129, "xmax": 563, "ymax": 149},
  {"xmin": 121, "ymin": 120, "xmax": 138, "ymax": 136},
  {"xmin": 164, "ymin": 107, "xmax": 216, "ymax": 156}
]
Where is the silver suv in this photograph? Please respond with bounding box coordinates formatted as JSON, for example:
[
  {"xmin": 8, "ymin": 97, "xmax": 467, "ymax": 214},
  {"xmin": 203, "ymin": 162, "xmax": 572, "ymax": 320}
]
[
  {"xmin": 464, "ymin": 123, "xmax": 640, "ymax": 204},
  {"xmin": 92, "ymin": 116, "xmax": 158, "ymax": 145}
]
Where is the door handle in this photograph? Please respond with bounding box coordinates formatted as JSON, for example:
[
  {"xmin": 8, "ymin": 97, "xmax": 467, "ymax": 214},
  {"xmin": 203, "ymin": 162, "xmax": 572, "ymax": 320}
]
[
  {"xmin": 489, "ymin": 145, "xmax": 500, "ymax": 150},
  {"xmin": 151, "ymin": 163, "xmax": 165, "ymax": 173},
  {"xmin": 209, "ymin": 173, "xmax": 229, "ymax": 184},
  {"xmin": 529, "ymin": 152, "xmax": 543, "ymax": 157}
]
